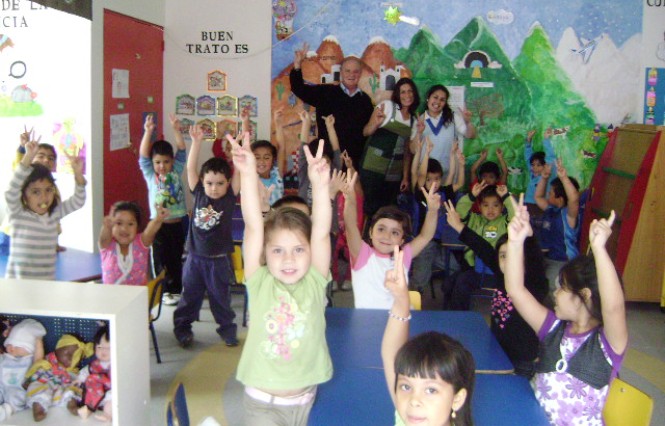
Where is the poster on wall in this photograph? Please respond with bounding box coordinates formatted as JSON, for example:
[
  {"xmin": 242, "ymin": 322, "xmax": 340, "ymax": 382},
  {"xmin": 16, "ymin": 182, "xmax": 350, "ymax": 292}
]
[
  {"xmin": 644, "ymin": 67, "xmax": 664, "ymax": 125},
  {"xmin": 109, "ymin": 113, "xmax": 130, "ymax": 151},
  {"xmin": 112, "ymin": 69, "xmax": 130, "ymax": 99}
]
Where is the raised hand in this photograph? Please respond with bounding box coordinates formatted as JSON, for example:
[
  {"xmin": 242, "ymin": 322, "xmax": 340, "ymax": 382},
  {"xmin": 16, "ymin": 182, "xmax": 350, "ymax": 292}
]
[
  {"xmin": 526, "ymin": 129, "xmax": 536, "ymax": 143},
  {"xmin": 189, "ymin": 124, "xmax": 204, "ymax": 144},
  {"xmin": 273, "ymin": 107, "xmax": 284, "ymax": 126},
  {"xmin": 384, "ymin": 245, "xmax": 407, "ymax": 297},
  {"xmin": 298, "ymin": 109, "xmax": 310, "ymax": 124},
  {"xmin": 168, "ymin": 113, "xmax": 181, "ymax": 133},
  {"xmin": 496, "ymin": 148, "xmax": 504, "ymax": 160},
  {"xmin": 555, "ymin": 158, "xmax": 568, "ymax": 179},
  {"xmin": 323, "ymin": 114, "xmax": 335, "ymax": 128},
  {"xmin": 293, "ymin": 42, "xmax": 309, "ymax": 69},
  {"xmin": 590, "ymin": 210, "xmax": 616, "ymax": 249},
  {"xmin": 425, "ymin": 136, "xmax": 434, "ymax": 154},
  {"xmin": 228, "ymin": 132, "xmax": 255, "ymax": 174},
  {"xmin": 341, "ymin": 150, "xmax": 354, "ymax": 171},
  {"xmin": 304, "ymin": 139, "xmax": 330, "ymax": 188},
  {"xmin": 20, "ymin": 125, "xmax": 34, "ymax": 147},
  {"xmin": 541, "ymin": 163, "xmax": 552, "ymax": 179},
  {"xmin": 459, "ymin": 106, "xmax": 472, "ymax": 124},
  {"xmin": 341, "ymin": 169, "xmax": 358, "ymax": 200},
  {"xmin": 67, "ymin": 153, "xmax": 84, "ymax": 175},
  {"xmin": 496, "ymin": 184, "xmax": 508, "ymax": 197},
  {"xmin": 456, "ymin": 148, "xmax": 466, "ymax": 165},
  {"xmin": 472, "ymin": 180, "xmax": 488, "ymax": 197},
  {"xmin": 329, "ymin": 169, "xmax": 347, "ymax": 198},
  {"xmin": 508, "ymin": 194, "xmax": 532, "ymax": 242},
  {"xmin": 371, "ymin": 104, "xmax": 386, "ymax": 126},
  {"xmin": 421, "ymin": 183, "xmax": 442, "ymax": 212},
  {"xmin": 155, "ymin": 205, "xmax": 171, "ymax": 221},
  {"xmin": 144, "ymin": 113, "xmax": 155, "ymax": 133},
  {"xmin": 444, "ymin": 199, "xmax": 464, "ymax": 233},
  {"xmin": 258, "ymin": 183, "xmax": 275, "ymax": 212},
  {"xmin": 544, "ymin": 127, "xmax": 553, "ymax": 139},
  {"xmin": 479, "ymin": 149, "xmax": 488, "ymax": 161}
]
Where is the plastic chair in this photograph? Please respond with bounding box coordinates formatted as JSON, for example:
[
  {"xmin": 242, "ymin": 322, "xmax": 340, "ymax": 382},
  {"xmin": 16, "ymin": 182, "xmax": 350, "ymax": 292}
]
[
  {"xmin": 147, "ymin": 270, "xmax": 166, "ymax": 364},
  {"xmin": 408, "ymin": 291, "xmax": 422, "ymax": 311},
  {"xmin": 166, "ymin": 400, "xmax": 174, "ymax": 426},
  {"xmin": 603, "ymin": 378, "xmax": 653, "ymax": 426},
  {"xmin": 230, "ymin": 245, "xmax": 248, "ymax": 327},
  {"xmin": 173, "ymin": 383, "xmax": 190, "ymax": 426}
]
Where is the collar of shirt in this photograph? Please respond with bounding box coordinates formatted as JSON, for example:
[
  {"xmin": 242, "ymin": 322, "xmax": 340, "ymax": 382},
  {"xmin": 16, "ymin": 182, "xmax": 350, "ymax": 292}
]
[
  {"xmin": 341, "ymin": 83, "xmax": 361, "ymax": 97},
  {"xmin": 425, "ymin": 110, "xmax": 442, "ymax": 123}
]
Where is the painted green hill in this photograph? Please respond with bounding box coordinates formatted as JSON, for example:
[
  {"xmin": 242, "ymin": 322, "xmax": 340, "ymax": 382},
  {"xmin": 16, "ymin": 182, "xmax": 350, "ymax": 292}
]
[{"xmin": 513, "ymin": 23, "xmax": 603, "ymax": 187}]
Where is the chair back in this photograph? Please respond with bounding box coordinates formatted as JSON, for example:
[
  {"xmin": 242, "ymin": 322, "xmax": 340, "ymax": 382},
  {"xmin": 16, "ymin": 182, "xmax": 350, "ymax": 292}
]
[
  {"xmin": 173, "ymin": 382, "xmax": 190, "ymax": 426},
  {"xmin": 603, "ymin": 378, "xmax": 653, "ymax": 426},
  {"xmin": 147, "ymin": 270, "xmax": 167, "ymax": 322},
  {"xmin": 408, "ymin": 291, "xmax": 422, "ymax": 311},
  {"xmin": 231, "ymin": 245, "xmax": 244, "ymax": 283}
]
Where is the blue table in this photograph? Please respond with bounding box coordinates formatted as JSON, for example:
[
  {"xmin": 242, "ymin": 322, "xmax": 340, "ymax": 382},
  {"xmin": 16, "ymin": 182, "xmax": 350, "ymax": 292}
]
[
  {"xmin": 325, "ymin": 308, "xmax": 514, "ymax": 373},
  {"xmin": 310, "ymin": 367, "xmax": 549, "ymax": 426},
  {"xmin": 0, "ymin": 248, "xmax": 102, "ymax": 282}
]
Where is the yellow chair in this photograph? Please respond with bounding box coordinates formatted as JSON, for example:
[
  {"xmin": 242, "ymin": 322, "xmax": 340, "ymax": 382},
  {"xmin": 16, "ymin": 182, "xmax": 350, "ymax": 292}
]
[
  {"xmin": 408, "ymin": 291, "xmax": 422, "ymax": 311},
  {"xmin": 230, "ymin": 245, "xmax": 248, "ymax": 327},
  {"xmin": 603, "ymin": 378, "xmax": 653, "ymax": 426},
  {"xmin": 147, "ymin": 270, "xmax": 167, "ymax": 364}
]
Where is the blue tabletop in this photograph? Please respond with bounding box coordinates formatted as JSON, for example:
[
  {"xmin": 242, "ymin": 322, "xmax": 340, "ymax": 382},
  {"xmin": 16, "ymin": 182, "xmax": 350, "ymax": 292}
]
[
  {"xmin": 310, "ymin": 367, "xmax": 549, "ymax": 426},
  {"xmin": 0, "ymin": 248, "xmax": 102, "ymax": 282},
  {"xmin": 325, "ymin": 308, "xmax": 514, "ymax": 373}
]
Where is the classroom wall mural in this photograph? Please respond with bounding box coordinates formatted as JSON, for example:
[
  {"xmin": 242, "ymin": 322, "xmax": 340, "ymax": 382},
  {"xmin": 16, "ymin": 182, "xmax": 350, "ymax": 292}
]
[{"xmin": 270, "ymin": 0, "xmax": 642, "ymax": 191}]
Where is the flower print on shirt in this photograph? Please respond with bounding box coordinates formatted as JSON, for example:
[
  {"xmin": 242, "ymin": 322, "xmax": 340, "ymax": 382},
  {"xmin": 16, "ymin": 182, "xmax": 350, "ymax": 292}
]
[
  {"xmin": 261, "ymin": 295, "xmax": 306, "ymax": 361},
  {"xmin": 194, "ymin": 205, "xmax": 222, "ymax": 231}
]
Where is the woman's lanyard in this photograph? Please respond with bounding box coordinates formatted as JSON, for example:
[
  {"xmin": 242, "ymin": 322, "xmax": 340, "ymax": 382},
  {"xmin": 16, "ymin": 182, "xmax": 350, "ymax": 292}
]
[{"xmin": 115, "ymin": 243, "xmax": 134, "ymax": 284}]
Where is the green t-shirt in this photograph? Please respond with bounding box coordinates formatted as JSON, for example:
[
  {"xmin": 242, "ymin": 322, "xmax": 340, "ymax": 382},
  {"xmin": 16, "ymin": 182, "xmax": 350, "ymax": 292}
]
[{"xmin": 236, "ymin": 266, "xmax": 333, "ymax": 390}]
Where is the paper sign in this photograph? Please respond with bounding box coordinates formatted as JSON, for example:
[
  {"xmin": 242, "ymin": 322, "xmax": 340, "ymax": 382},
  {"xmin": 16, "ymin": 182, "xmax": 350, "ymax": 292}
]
[
  {"xmin": 447, "ymin": 86, "xmax": 466, "ymax": 110},
  {"xmin": 112, "ymin": 69, "xmax": 130, "ymax": 99},
  {"xmin": 110, "ymin": 114, "xmax": 130, "ymax": 151}
]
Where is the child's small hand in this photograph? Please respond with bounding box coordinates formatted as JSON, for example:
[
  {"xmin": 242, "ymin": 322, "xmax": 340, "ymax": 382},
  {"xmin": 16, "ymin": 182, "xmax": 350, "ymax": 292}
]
[
  {"xmin": 544, "ymin": 127, "xmax": 553, "ymax": 138},
  {"xmin": 451, "ymin": 140, "xmax": 459, "ymax": 155},
  {"xmin": 102, "ymin": 214, "xmax": 114, "ymax": 230},
  {"xmin": 20, "ymin": 125, "xmax": 34, "ymax": 147},
  {"xmin": 496, "ymin": 148, "xmax": 504, "ymax": 159},
  {"xmin": 444, "ymin": 200, "xmax": 464, "ymax": 233},
  {"xmin": 293, "ymin": 42, "xmax": 309, "ymax": 68},
  {"xmin": 526, "ymin": 130, "xmax": 536, "ymax": 143},
  {"xmin": 298, "ymin": 109, "xmax": 309, "ymax": 124},
  {"xmin": 24, "ymin": 139, "xmax": 39, "ymax": 157},
  {"xmin": 541, "ymin": 163, "xmax": 552, "ymax": 179},
  {"xmin": 341, "ymin": 150, "xmax": 354, "ymax": 170},
  {"xmin": 371, "ymin": 104, "xmax": 386, "ymax": 126},
  {"xmin": 416, "ymin": 115, "xmax": 426, "ymax": 135},
  {"xmin": 323, "ymin": 114, "xmax": 335, "ymax": 128},
  {"xmin": 384, "ymin": 245, "xmax": 407, "ymax": 298},
  {"xmin": 304, "ymin": 139, "xmax": 331, "ymax": 188},
  {"xmin": 472, "ymin": 180, "xmax": 487, "ymax": 197},
  {"xmin": 341, "ymin": 169, "xmax": 358, "ymax": 201},
  {"xmin": 459, "ymin": 106, "xmax": 472, "ymax": 124},
  {"xmin": 258, "ymin": 183, "xmax": 275, "ymax": 212},
  {"xmin": 479, "ymin": 149, "xmax": 488, "ymax": 161},
  {"xmin": 456, "ymin": 149, "xmax": 466, "ymax": 165},
  {"xmin": 228, "ymin": 132, "xmax": 255, "ymax": 174},
  {"xmin": 240, "ymin": 107, "xmax": 251, "ymax": 123},
  {"xmin": 273, "ymin": 108, "xmax": 284, "ymax": 126},
  {"xmin": 329, "ymin": 169, "xmax": 346, "ymax": 198},
  {"xmin": 68, "ymin": 153, "xmax": 84, "ymax": 175},
  {"xmin": 590, "ymin": 210, "xmax": 615, "ymax": 249},
  {"xmin": 144, "ymin": 113, "xmax": 155, "ymax": 133},
  {"xmin": 496, "ymin": 184, "xmax": 508, "ymax": 197},
  {"xmin": 189, "ymin": 124, "xmax": 203, "ymax": 144},
  {"xmin": 508, "ymin": 194, "xmax": 532, "ymax": 242},
  {"xmin": 168, "ymin": 113, "xmax": 181, "ymax": 133},
  {"xmin": 421, "ymin": 184, "xmax": 441, "ymax": 212},
  {"xmin": 556, "ymin": 158, "xmax": 568, "ymax": 179},
  {"xmin": 425, "ymin": 136, "xmax": 434, "ymax": 155},
  {"xmin": 410, "ymin": 137, "xmax": 423, "ymax": 156},
  {"xmin": 155, "ymin": 205, "xmax": 171, "ymax": 221}
]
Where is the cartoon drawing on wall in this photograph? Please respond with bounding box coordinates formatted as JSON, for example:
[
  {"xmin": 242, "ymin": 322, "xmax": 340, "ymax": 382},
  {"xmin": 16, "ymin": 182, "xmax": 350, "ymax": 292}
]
[
  {"xmin": 271, "ymin": 0, "xmax": 642, "ymax": 191},
  {"xmin": 179, "ymin": 118, "xmax": 195, "ymax": 139},
  {"xmin": 217, "ymin": 118, "xmax": 237, "ymax": 139},
  {"xmin": 196, "ymin": 95, "xmax": 216, "ymax": 116},
  {"xmin": 53, "ymin": 118, "xmax": 86, "ymax": 174},
  {"xmin": 644, "ymin": 68, "xmax": 664, "ymax": 125},
  {"xmin": 239, "ymin": 95, "xmax": 258, "ymax": 117},
  {"xmin": 657, "ymin": 32, "xmax": 665, "ymax": 61},
  {"xmin": 176, "ymin": 94, "xmax": 195, "ymax": 115},
  {"xmin": 0, "ymin": 34, "xmax": 14, "ymax": 52},
  {"xmin": 1, "ymin": 83, "xmax": 43, "ymax": 117},
  {"xmin": 217, "ymin": 95, "xmax": 238, "ymax": 116},
  {"xmin": 197, "ymin": 118, "xmax": 216, "ymax": 141},
  {"xmin": 207, "ymin": 70, "xmax": 227, "ymax": 92},
  {"xmin": 273, "ymin": 0, "xmax": 297, "ymax": 40}
]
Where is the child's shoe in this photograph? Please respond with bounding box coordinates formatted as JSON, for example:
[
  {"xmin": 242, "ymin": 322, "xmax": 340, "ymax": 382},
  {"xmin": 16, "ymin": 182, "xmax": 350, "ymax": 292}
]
[
  {"xmin": 341, "ymin": 280, "xmax": 352, "ymax": 291},
  {"xmin": 162, "ymin": 293, "xmax": 181, "ymax": 306},
  {"xmin": 224, "ymin": 336, "xmax": 239, "ymax": 347},
  {"xmin": 176, "ymin": 331, "xmax": 194, "ymax": 348}
]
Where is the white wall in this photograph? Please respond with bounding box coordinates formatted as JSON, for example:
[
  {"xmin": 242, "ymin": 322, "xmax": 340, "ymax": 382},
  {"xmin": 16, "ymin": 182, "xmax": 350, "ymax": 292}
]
[{"xmin": 163, "ymin": 0, "xmax": 271, "ymax": 199}]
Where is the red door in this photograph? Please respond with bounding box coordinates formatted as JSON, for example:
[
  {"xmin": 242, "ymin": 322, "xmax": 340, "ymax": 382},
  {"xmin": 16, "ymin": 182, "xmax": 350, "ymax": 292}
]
[{"xmin": 103, "ymin": 10, "xmax": 163, "ymax": 221}]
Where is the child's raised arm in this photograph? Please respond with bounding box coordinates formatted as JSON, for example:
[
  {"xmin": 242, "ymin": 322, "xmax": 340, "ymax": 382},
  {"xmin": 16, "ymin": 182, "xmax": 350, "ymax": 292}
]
[
  {"xmin": 409, "ymin": 137, "xmax": 423, "ymax": 192},
  {"xmin": 556, "ymin": 159, "xmax": 580, "ymax": 228},
  {"xmin": 186, "ymin": 125, "xmax": 203, "ymax": 192},
  {"xmin": 98, "ymin": 210, "xmax": 114, "ymax": 250},
  {"xmin": 534, "ymin": 164, "xmax": 552, "ymax": 211},
  {"xmin": 342, "ymin": 170, "xmax": 362, "ymax": 260},
  {"xmin": 230, "ymin": 132, "xmax": 263, "ymax": 279},
  {"xmin": 504, "ymin": 194, "xmax": 548, "ymax": 332},
  {"xmin": 409, "ymin": 184, "xmax": 441, "ymax": 257},
  {"xmin": 381, "ymin": 246, "xmax": 410, "ymax": 406},
  {"xmin": 306, "ymin": 139, "xmax": 332, "ymax": 276},
  {"xmin": 444, "ymin": 142, "xmax": 458, "ymax": 187},
  {"xmin": 415, "ymin": 137, "xmax": 433, "ymax": 190},
  {"xmin": 169, "ymin": 113, "xmax": 187, "ymax": 151},
  {"xmin": 496, "ymin": 148, "xmax": 508, "ymax": 185},
  {"xmin": 590, "ymin": 211, "xmax": 627, "ymax": 354},
  {"xmin": 470, "ymin": 149, "xmax": 487, "ymax": 181},
  {"xmin": 324, "ymin": 114, "xmax": 343, "ymax": 170},
  {"xmin": 453, "ymin": 146, "xmax": 466, "ymax": 192},
  {"xmin": 142, "ymin": 205, "xmax": 170, "ymax": 247},
  {"xmin": 139, "ymin": 114, "xmax": 156, "ymax": 158},
  {"xmin": 274, "ymin": 108, "xmax": 287, "ymax": 177}
]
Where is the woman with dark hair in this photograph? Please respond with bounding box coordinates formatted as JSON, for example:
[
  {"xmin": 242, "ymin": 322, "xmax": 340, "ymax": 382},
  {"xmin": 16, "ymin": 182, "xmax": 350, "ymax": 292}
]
[
  {"xmin": 414, "ymin": 84, "xmax": 476, "ymax": 176},
  {"xmin": 359, "ymin": 78, "xmax": 421, "ymax": 222}
]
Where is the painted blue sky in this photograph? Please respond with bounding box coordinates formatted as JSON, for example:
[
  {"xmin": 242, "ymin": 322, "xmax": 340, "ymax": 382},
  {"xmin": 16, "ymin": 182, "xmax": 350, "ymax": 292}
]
[{"xmin": 271, "ymin": 0, "xmax": 642, "ymax": 78}]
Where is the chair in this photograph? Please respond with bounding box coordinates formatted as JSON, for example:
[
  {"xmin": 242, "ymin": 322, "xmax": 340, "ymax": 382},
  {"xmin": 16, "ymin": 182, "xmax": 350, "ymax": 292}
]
[
  {"xmin": 172, "ymin": 383, "xmax": 190, "ymax": 426},
  {"xmin": 408, "ymin": 291, "xmax": 422, "ymax": 311},
  {"xmin": 603, "ymin": 378, "xmax": 653, "ymax": 426},
  {"xmin": 166, "ymin": 401, "xmax": 174, "ymax": 426},
  {"xmin": 147, "ymin": 270, "xmax": 167, "ymax": 364},
  {"xmin": 230, "ymin": 245, "xmax": 248, "ymax": 327}
]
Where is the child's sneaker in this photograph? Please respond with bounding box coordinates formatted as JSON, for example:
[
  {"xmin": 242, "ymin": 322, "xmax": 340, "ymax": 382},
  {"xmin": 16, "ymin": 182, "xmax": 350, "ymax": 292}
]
[
  {"xmin": 341, "ymin": 280, "xmax": 352, "ymax": 291},
  {"xmin": 331, "ymin": 281, "xmax": 339, "ymax": 291},
  {"xmin": 224, "ymin": 336, "xmax": 239, "ymax": 347},
  {"xmin": 162, "ymin": 293, "xmax": 180, "ymax": 306},
  {"xmin": 176, "ymin": 331, "xmax": 194, "ymax": 348}
]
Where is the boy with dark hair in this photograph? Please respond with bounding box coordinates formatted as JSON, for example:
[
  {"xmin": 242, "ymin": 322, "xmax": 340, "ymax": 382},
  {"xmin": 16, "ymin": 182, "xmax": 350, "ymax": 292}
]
[
  {"xmin": 469, "ymin": 147, "xmax": 508, "ymax": 214},
  {"xmin": 173, "ymin": 125, "xmax": 240, "ymax": 348},
  {"xmin": 445, "ymin": 181, "xmax": 515, "ymax": 310},
  {"xmin": 524, "ymin": 128, "xmax": 556, "ymax": 214},
  {"xmin": 535, "ymin": 159, "xmax": 580, "ymax": 290},
  {"xmin": 409, "ymin": 138, "xmax": 465, "ymax": 294},
  {"xmin": 139, "ymin": 114, "xmax": 187, "ymax": 306}
]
